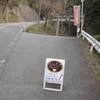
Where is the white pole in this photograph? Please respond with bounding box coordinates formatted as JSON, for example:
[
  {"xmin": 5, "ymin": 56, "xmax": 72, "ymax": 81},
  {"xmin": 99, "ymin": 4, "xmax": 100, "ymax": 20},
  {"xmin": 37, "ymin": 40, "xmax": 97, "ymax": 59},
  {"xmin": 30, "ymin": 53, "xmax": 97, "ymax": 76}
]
[
  {"xmin": 77, "ymin": 26, "xmax": 80, "ymax": 37},
  {"xmin": 81, "ymin": 0, "xmax": 85, "ymax": 35}
]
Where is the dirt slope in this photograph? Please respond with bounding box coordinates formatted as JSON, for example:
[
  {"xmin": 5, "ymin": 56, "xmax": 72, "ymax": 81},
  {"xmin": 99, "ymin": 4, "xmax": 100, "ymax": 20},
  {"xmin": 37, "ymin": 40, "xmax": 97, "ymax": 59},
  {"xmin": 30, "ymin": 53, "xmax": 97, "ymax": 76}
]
[{"xmin": 16, "ymin": 4, "xmax": 38, "ymax": 22}]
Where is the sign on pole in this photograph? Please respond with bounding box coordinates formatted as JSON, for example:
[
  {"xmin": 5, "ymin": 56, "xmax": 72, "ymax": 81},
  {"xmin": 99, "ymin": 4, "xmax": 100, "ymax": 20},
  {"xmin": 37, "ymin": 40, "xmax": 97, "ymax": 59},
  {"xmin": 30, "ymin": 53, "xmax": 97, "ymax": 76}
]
[
  {"xmin": 73, "ymin": 6, "xmax": 80, "ymax": 26},
  {"xmin": 43, "ymin": 58, "xmax": 65, "ymax": 91}
]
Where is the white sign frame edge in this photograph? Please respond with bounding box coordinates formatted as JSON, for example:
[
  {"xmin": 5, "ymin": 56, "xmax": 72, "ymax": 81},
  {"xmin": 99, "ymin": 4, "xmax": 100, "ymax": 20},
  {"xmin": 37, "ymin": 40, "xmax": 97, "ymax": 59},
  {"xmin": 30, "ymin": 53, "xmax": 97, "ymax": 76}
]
[{"xmin": 43, "ymin": 58, "xmax": 65, "ymax": 91}]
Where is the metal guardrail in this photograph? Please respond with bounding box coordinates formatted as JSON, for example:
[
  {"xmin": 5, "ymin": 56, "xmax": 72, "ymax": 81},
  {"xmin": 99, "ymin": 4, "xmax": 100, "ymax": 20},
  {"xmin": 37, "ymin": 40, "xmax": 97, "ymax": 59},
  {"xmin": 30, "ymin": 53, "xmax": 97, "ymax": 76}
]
[{"xmin": 81, "ymin": 30, "xmax": 100, "ymax": 54}]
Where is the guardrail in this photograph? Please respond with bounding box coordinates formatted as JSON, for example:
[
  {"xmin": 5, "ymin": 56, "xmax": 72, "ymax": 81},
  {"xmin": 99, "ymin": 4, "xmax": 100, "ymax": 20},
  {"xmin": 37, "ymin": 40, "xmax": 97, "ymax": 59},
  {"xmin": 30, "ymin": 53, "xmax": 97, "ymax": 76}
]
[{"xmin": 81, "ymin": 30, "xmax": 100, "ymax": 54}]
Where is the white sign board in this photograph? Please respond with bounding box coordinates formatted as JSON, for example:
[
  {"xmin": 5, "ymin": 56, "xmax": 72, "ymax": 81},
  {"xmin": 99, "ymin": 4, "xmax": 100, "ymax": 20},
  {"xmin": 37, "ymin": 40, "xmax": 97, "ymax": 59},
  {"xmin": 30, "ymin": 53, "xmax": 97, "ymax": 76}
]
[{"xmin": 43, "ymin": 58, "xmax": 65, "ymax": 91}]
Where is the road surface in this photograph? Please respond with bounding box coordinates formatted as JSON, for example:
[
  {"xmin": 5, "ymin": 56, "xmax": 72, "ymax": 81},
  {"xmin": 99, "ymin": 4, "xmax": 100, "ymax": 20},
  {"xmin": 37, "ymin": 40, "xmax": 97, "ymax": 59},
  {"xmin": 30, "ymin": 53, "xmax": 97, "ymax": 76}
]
[{"xmin": 0, "ymin": 22, "xmax": 100, "ymax": 100}]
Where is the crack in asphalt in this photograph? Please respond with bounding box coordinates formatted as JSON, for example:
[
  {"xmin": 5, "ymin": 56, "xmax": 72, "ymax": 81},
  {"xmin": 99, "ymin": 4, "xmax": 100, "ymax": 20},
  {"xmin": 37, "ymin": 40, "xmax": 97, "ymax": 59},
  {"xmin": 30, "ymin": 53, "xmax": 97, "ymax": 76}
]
[{"xmin": 0, "ymin": 27, "xmax": 24, "ymax": 80}]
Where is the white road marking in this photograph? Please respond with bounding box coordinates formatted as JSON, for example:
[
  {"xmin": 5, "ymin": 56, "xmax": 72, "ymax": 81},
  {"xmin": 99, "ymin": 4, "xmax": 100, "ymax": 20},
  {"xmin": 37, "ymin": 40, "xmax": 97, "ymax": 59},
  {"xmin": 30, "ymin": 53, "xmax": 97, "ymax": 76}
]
[
  {"xmin": 0, "ymin": 59, "xmax": 6, "ymax": 64},
  {"xmin": 20, "ymin": 28, "xmax": 24, "ymax": 32}
]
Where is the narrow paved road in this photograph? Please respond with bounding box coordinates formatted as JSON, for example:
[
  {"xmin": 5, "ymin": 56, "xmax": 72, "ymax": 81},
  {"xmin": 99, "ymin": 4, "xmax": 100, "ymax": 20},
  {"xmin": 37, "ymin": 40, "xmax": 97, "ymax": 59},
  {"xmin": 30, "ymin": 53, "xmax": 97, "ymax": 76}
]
[{"xmin": 0, "ymin": 23, "xmax": 100, "ymax": 100}]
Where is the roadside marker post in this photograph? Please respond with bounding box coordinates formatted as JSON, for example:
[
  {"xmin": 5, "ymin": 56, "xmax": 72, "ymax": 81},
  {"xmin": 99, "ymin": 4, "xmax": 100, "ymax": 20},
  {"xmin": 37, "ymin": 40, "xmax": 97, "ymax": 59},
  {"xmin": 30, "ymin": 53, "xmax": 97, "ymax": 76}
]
[{"xmin": 43, "ymin": 58, "xmax": 65, "ymax": 91}]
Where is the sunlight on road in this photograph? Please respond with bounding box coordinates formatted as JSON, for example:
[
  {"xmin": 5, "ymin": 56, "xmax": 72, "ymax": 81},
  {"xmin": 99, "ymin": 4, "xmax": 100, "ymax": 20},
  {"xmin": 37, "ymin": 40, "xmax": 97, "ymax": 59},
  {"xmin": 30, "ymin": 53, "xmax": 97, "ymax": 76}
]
[
  {"xmin": 0, "ymin": 24, "xmax": 20, "ymax": 29},
  {"xmin": 0, "ymin": 26, "xmax": 6, "ymax": 29}
]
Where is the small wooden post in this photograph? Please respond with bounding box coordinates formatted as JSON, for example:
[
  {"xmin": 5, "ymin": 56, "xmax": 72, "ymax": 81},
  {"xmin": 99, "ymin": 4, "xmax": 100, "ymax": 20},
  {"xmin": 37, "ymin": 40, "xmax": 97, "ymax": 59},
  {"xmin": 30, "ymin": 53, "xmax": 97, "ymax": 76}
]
[{"xmin": 56, "ymin": 17, "xmax": 60, "ymax": 36}]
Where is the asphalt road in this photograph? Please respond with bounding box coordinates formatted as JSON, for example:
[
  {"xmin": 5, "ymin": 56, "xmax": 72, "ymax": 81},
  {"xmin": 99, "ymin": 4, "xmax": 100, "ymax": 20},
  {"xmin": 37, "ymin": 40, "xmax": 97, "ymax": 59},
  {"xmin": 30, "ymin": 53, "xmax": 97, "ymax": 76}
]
[{"xmin": 0, "ymin": 22, "xmax": 100, "ymax": 100}]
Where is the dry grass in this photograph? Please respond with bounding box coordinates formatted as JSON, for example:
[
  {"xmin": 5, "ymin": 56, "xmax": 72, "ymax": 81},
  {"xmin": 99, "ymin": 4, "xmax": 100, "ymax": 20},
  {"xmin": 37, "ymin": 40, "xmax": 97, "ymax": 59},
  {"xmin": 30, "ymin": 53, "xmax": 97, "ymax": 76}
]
[
  {"xmin": 79, "ymin": 37, "xmax": 100, "ymax": 81},
  {"xmin": 0, "ymin": 12, "xmax": 20, "ymax": 23},
  {"xmin": 26, "ymin": 23, "xmax": 56, "ymax": 36}
]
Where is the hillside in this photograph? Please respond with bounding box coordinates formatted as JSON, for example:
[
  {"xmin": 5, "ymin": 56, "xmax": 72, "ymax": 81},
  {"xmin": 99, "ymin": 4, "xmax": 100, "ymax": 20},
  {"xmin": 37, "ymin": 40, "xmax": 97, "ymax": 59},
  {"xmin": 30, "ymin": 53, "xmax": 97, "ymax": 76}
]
[
  {"xmin": 16, "ymin": 4, "xmax": 38, "ymax": 22},
  {"xmin": 0, "ymin": 0, "xmax": 38, "ymax": 22}
]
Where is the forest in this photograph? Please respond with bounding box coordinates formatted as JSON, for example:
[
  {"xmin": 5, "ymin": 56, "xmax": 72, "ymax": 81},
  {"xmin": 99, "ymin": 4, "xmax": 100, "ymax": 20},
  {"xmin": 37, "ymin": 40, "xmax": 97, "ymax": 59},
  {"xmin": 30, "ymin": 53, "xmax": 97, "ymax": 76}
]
[
  {"xmin": 0, "ymin": 0, "xmax": 100, "ymax": 35},
  {"xmin": 65, "ymin": 0, "xmax": 100, "ymax": 35}
]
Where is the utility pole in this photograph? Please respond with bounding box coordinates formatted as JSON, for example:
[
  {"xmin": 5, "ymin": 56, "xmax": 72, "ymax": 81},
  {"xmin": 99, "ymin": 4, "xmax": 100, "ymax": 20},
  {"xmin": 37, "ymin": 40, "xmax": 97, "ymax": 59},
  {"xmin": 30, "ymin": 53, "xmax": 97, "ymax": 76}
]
[
  {"xmin": 6, "ymin": 0, "xmax": 9, "ymax": 23},
  {"xmin": 6, "ymin": 6, "xmax": 8, "ymax": 23},
  {"xmin": 38, "ymin": 0, "xmax": 42, "ymax": 24},
  {"xmin": 69, "ymin": 16, "xmax": 71, "ymax": 35},
  {"xmin": 81, "ymin": 0, "xmax": 85, "ymax": 35}
]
